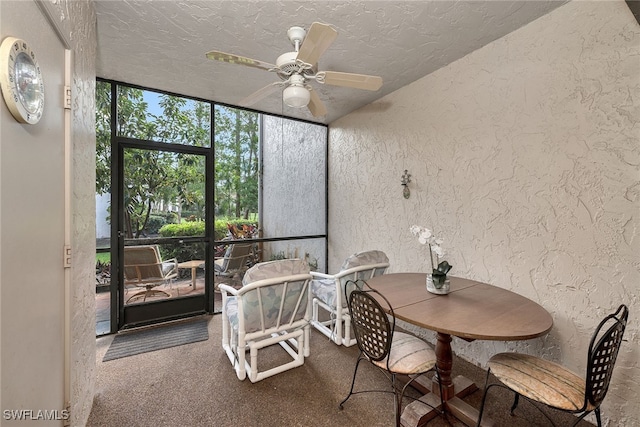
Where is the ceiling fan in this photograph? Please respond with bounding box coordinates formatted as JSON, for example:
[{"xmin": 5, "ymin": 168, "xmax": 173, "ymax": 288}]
[{"xmin": 205, "ymin": 22, "xmax": 383, "ymax": 117}]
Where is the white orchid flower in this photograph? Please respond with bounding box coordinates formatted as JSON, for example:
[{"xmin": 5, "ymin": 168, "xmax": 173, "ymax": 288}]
[
  {"xmin": 410, "ymin": 224, "xmax": 449, "ymax": 272},
  {"xmin": 409, "ymin": 225, "xmax": 421, "ymax": 236},
  {"xmin": 432, "ymin": 245, "xmax": 445, "ymax": 257},
  {"xmin": 418, "ymin": 229, "xmax": 432, "ymax": 244}
]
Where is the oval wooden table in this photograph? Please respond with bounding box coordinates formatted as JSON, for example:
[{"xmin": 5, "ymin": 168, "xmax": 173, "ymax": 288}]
[{"xmin": 366, "ymin": 273, "xmax": 553, "ymax": 427}]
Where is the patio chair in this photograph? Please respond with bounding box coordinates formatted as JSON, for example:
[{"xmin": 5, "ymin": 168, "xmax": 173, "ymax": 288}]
[
  {"xmin": 219, "ymin": 258, "xmax": 312, "ymax": 382},
  {"xmin": 123, "ymin": 245, "xmax": 178, "ymax": 303},
  {"xmin": 339, "ymin": 279, "xmax": 443, "ymax": 427},
  {"xmin": 310, "ymin": 250, "xmax": 389, "ymax": 346},
  {"xmin": 214, "ymin": 242, "xmax": 253, "ymax": 278},
  {"xmin": 476, "ymin": 304, "xmax": 628, "ymax": 427}
]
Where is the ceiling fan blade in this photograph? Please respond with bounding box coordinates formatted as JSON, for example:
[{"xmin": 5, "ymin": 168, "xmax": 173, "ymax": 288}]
[
  {"xmin": 319, "ymin": 71, "xmax": 383, "ymax": 91},
  {"xmin": 239, "ymin": 82, "xmax": 283, "ymax": 107},
  {"xmin": 296, "ymin": 22, "xmax": 338, "ymax": 66},
  {"xmin": 205, "ymin": 50, "xmax": 276, "ymax": 71},
  {"xmin": 307, "ymin": 89, "xmax": 327, "ymax": 117}
]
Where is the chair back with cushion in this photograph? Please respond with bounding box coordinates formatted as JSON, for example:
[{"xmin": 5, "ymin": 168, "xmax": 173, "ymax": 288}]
[
  {"xmin": 123, "ymin": 245, "xmax": 178, "ymax": 303},
  {"xmin": 219, "ymin": 259, "xmax": 313, "ymax": 383},
  {"xmin": 336, "ymin": 250, "xmax": 390, "ymax": 306},
  {"xmin": 339, "ymin": 279, "xmax": 442, "ymax": 427},
  {"xmin": 340, "ymin": 250, "xmax": 389, "ymax": 273},
  {"xmin": 310, "ymin": 250, "xmax": 390, "ymax": 346},
  {"xmin": 477, "ymin": 304, "xmax": 629, "ymax": 427},
  {"xmin": 214, "ymin": 243, "xmax": 253, "ymax": 277},
  {"xmin": 240, "ymin": 259, "xmax": 310, "ymax": 333},
  {"xmin": 242, "ymin": 258, "xmax": 310, "ymax": 284}
]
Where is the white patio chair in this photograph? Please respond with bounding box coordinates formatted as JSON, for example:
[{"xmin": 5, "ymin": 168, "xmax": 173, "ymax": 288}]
[
  {"xmin": 214, "ymin": 242, "xmax": 253, "ymax": 278},
  {"xmin": 123, "ymin": 245, "xmax": 178, "ymax": 303},
  {"xmin": 219, "ymin": 258, "xmax": 312, "ymax": 382},
  {"xmin": 310, "ymin": 250, "xmax": 389, "ymax": 346}
]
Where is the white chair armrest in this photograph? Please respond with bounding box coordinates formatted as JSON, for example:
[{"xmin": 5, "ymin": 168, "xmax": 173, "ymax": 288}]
[
  {"xmin": 310, "ymin": 272, "xmax": 336, "ymax": 280},
  {"xmin": 218, "ymin": 283, "xmax": 239, "ymax": 295},
  {"xmin": 334, "ymin": 263, "xmax": 390, "ymax": 278}
]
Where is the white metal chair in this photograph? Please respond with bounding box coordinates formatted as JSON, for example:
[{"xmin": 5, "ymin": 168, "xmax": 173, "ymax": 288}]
[
  {"xmin": 476, "ymin": 304, "xmax": 628, "ymax": 427},
  {"xmin": 219, "ymin": 258, "xmax": 312, "ymax": 382},
  {"xmin": 310, "ymin": 250, "xmax": 389, "ymax": 346},
  {"xmin": 123, "ymin": 245, "xmax": 178, "ymax": 303}
]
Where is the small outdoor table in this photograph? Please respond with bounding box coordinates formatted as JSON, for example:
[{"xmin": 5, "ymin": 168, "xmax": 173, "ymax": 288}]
[{"xmin": 178, "ymin": 260, "xmax": 204, "ymax": 290}]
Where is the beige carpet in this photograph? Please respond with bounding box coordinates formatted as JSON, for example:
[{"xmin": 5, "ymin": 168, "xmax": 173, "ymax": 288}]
[{"xmin": 88, "ymin": 314, "xmax": 595, "ymax": 427}]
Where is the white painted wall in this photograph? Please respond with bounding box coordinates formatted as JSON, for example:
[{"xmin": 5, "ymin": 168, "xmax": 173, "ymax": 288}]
[
  {"xmin": 328, "ymin": 1, "xmax": 639, "ymax": 425},
  {"xmin": 0, "ymin": 1, "xmax": 96, "ymax": 426},
  {"xmin": 1, "ymin": 2, "xmax": 66, "ymax": 424}
]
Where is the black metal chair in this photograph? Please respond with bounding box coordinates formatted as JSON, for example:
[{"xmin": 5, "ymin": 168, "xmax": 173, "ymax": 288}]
[
  {"xmin": 339, "ymin": 279, "xmax": 444, "ymax": 426},
  {"xmin": 476, "ymin": 304, "xmax": 628, "ymax": 427}
]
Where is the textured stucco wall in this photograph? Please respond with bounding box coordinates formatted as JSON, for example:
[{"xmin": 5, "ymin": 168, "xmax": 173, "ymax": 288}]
[
  {"xmin": 329, "ymin": 1, "xmax": 639, "ymax": 425},
  {"xmin": 40, "ymin": 0, "xmax": 97, "ymax": 425}
]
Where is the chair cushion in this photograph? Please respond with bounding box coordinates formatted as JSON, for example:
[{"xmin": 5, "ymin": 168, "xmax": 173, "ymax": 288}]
[
  {"xmin": 225, "ymin": 283, "xmax": 309, "ymax": 334},
  {"xmin": 161, "ymin": 261, "xmax": 174, "ymax": 276},
  {"xmin": 372, "ymin": 332, "xmax": 436, "ymax": 375},
  {"xmin": 340, "ymin": 250, "xmax": 389, "ymax": 271},
  {"xmin": 311, "ymin": 250, "xmax": 389, "ymax": 308},
  {"xmin": 310, "ymin": 278, "xmax": 337, "ymax": 306},
  {"xmin": 243, "ymin": 259, "xmax": 310, "ymax": 285},
  {"xmin": 250, "ymin": 282, "xmax": 308, "ymax": 330},
  {"xmin": 214, "ymin": 258, "xmax": 225, "ymax": 272},
  {"xmin": 488, "ymin": 353, "xmax": 594, "ymax": 411},
  {"xmin": 225, "ymin": 296, "xmax": 239, "ymax": 330}
]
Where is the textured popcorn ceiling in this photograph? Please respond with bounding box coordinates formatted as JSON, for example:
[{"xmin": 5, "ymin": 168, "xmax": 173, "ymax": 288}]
[{"xmin": 94, "ymin": 0, "xmax": 566, "ymax": 124}]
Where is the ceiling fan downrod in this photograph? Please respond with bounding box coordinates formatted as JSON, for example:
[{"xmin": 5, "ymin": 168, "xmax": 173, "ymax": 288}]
[{"xmin": 287, "ymin": 26, "xmax": 306, "ymax": 51}]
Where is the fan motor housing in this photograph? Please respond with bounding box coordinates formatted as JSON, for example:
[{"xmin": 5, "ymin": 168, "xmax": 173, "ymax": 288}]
[{"xmin": 275, "ymin": 51, "xmax": 316, "ymax": 80}]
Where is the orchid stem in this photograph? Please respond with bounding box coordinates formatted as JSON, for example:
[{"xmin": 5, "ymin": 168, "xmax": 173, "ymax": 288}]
[{"xmin": 429, "ymin": 244, "xmax": 435, "ymax": 272}]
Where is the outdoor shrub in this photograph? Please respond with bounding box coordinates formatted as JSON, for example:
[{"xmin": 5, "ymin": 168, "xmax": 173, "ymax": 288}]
[
  {"xmin": 158, "ymin": 219, "xmax": 258, "ymax": 261},
  {"xmin": 267, "ymin": 250, "xmax": 317, "ymax": 271},
  {"xmin": 163, "ymin": 211, "xmax": 179, "ymax": 224},
  {"xmin": 269, "ymin": 251, "xmax": 287, "ymax": 261},
  {"xmin": 159, "ymin": 221, "xmax": 206, "ymax": 260},
  {"xmin": 159, "ymin": 221, "xmax": 205, "ymax": 237},
  {"xmin": 146, "ymin": 214, "xmax": 166, "ymax": 234},
  {"xmin": 214, "ymin": 220, "xmax": 227, "ymax": 240},
  {"xmin": 214, "ymin": 218, "xmax": 257, "ymax": 240},
  {"xmin": 182, "ymin": 210, "xmax": 203, "ymax": 221},
  {"xmin": 160, "ymin": 243, "xmax": 203, "ymax": 263}
]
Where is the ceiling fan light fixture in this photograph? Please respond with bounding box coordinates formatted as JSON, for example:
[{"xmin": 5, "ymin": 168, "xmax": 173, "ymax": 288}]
[{"xmin": 283, "ymin": 84, "xmax": 310, "ymax": 108}]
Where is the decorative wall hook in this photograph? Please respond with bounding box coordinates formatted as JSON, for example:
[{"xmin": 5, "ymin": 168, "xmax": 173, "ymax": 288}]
[{"xmin": 401, "ymin": 169, "xmax": 411, "ymax": 199}]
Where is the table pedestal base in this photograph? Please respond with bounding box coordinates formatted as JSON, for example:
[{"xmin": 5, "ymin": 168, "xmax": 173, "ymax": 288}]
[{"xmin": 401, "ymin": 375, "xmax": 495, "ymax": 427}]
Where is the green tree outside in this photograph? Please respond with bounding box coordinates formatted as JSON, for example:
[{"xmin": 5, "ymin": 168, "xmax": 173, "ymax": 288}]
[{"xmin": 95, "ymin": 81, "xmax": 259, "ymax": 238}]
